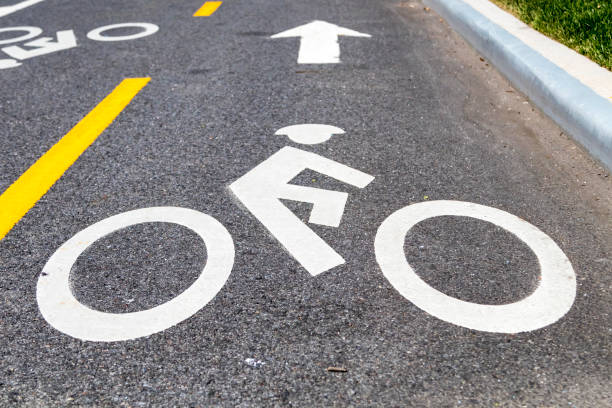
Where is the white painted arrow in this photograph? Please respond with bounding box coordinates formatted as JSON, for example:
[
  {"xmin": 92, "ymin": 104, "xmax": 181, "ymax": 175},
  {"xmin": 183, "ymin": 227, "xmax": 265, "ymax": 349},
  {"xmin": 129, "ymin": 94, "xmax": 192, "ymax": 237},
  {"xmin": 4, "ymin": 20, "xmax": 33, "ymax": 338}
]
[
  {"xmin": 2, "ymin": 30, "xmax": 77, "ymax": 60},
  {"xmin": 0, "ymin": 0, "xmax": 45, "ymax": 18},
  {"xmin": 271, "ymin": 20, "xmax": 371, "ymax": 64}
]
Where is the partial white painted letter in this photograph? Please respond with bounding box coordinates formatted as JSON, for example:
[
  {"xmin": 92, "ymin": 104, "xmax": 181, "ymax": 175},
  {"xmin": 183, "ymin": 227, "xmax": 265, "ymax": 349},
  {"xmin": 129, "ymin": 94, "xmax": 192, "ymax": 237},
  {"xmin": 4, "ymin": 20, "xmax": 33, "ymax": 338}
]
[
  {"xmin": 0, "ymin": 58, "xmax": 21, "ymax": 69},
  {"xmin": 2, "ymin": 30, "xmax": 77, "ymax": 60},
  {"xmin": 0, "ymin": 26, "xmax": 43, "ymax": 45}
]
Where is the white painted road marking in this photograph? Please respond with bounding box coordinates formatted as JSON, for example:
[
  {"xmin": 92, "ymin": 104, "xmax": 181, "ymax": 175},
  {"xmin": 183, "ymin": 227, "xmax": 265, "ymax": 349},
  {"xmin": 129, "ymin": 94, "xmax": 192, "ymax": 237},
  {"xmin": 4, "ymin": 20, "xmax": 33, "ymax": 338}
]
[
  {"xmin": 0, "ymin": 58, "xmax": 20, "ymax": 69},
  {"xmin": 0, "ymin": 23, "xmax": 160, "ymax": 70},
  {"xmin": 230, "ymin": 145, "xmax": 374, "ymax": 276},
  {"xmin": 87, "ymin": 23, "xmax": 159, "ymax": 42},
  {"xmin": 375, "ymin": 200, "xmax": 576, "ymax": 333},
  {"xmin": 275, "ymin": 124, "xmax": 345, "ymax": 145},
  {"xmin": 271, "ymin": 20, "xmax": 371, "ymax": 64},
  {"xmin": 2, "ymin": 30, "xmax": 76, "ymax": 60},
  {"xmin": 0, "ymin": 26, "xmax": 43, "ymax": 45},
  {"xmin": 0, "ymin": 0, "xmax": 45, "ymax": 18},
  {"xmin": 36, "ymin": 199, "xmax": 578, "ymax": 341},
  {"xmin": 37, "ymin": 207, "xmax": 235, "ymax": 342}
]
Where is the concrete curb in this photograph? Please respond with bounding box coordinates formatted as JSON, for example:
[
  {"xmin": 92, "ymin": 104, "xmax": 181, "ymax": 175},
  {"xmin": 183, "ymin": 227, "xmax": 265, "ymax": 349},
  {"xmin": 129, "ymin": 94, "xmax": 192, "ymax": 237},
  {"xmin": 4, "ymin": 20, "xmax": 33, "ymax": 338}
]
[{"xmin": 425, "ymin": 0, "xmax": 612, "ymax": 172}]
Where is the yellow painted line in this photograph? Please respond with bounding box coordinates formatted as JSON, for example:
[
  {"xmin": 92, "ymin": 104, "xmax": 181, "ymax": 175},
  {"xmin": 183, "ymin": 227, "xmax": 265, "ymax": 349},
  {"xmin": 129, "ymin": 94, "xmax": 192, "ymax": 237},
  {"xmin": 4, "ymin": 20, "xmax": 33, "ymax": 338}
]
[
  {"xmin": 193, "ymin": 1, "xmax": 222, "ymax": 17},
  {"xmin": 0, "ymin": 77, "xmax": 150, "ymax": 241}
]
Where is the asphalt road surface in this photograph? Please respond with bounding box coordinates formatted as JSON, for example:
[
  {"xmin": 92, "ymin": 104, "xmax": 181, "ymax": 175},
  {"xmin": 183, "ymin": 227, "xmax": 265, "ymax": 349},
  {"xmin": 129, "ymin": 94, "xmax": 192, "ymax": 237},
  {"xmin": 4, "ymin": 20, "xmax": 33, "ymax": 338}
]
[{"xmin": 1, "ymin": 0, "xmax": 611, "ymax": 406}]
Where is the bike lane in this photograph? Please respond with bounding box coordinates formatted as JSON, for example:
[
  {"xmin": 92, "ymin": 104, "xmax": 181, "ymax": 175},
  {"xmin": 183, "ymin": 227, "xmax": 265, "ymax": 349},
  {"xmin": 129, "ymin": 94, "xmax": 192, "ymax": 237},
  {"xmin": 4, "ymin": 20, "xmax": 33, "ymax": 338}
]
[{"xmin": 0, "ymin": 0, "xmax": 610, "ymax": 406}]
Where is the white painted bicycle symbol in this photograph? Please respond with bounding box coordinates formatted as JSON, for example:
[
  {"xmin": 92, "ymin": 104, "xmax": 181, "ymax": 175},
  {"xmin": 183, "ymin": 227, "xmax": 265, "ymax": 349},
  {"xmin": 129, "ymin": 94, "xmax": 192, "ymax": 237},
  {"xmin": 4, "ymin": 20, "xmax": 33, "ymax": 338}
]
[{"xmin": 37, "ymin": 124, "xmax": 576, "ymax": 341}]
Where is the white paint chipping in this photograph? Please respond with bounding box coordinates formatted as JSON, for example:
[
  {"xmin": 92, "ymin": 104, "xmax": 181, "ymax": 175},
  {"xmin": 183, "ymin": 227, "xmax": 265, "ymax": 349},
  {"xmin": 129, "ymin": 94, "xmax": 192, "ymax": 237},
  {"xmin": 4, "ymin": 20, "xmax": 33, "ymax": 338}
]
[
  {"xmin": 271, "ymin": 20, "xmax": 371, "ymax": 64},
  {"xmin": 37, "ymin": 207, "xmax": 234, "ymax": 342},
  {"xmin": 2, "ymin": 30, "xmax": 77, "ymax": 60},
  {"xmin": 87, "ymin": 23, "xmax": 159, "ymax": 42},
  {"xmin": 0, "ymin": 0, "xmax": 45, "ymax": 18},
  {"xmin": 375, "ymin": 200, "xmax": 576, "ymax": 333},
  {"xmin": 275, "ymin": 124, "xmax": 345, "ymax": 145},
  {"xmin": 230, "ymin": 146, "xmax": 374, "ymax": 276},
  {"xmin": 244, "ymin": 358, "xmax": 265, "ymax": 368}
]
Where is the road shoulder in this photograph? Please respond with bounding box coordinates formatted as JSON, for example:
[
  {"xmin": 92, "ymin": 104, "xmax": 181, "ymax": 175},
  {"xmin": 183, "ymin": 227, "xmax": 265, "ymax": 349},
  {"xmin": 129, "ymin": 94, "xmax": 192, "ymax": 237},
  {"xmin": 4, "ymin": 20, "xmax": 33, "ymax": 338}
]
[{"xmin": 423, "ymin": 0, "xmax": 612, "ymax": 172}]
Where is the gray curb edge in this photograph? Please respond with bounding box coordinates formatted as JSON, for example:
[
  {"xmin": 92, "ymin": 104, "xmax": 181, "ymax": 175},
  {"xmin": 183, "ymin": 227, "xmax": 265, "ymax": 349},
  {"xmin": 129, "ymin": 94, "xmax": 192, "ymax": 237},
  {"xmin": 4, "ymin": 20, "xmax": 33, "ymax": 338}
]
[{"xmin": 425, "ymin": 0, "xmax": 612, "ymax": 172}]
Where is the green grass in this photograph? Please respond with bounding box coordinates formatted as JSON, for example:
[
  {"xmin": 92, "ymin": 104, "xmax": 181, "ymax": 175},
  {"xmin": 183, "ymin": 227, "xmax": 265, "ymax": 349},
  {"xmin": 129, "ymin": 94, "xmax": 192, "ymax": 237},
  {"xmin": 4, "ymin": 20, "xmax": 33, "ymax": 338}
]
[{"xmin": 491, "ymin": 0, "xmax": 611, "ymax": 70}]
